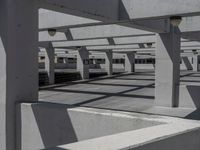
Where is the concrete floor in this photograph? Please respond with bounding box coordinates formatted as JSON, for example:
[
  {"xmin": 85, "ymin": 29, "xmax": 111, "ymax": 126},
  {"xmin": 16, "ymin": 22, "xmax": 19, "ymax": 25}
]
[{"xmin": 39, "ymin": 69, "xmax": 200, "ymax": 119}]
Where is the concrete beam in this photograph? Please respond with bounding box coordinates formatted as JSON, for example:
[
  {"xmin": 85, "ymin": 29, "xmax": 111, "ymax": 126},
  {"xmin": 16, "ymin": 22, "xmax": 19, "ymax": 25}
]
[
  {"xmin": 39, "ymin": 22, "xmax": 155, "ymax": 42},
  {"xmin": 39, "ymin": 9, "xmax": 99, "ymax": 30},
  {"xmin": 182, "ymin": 56, "xmax": 193, "ymax": 70},
  {"xmin": 87, "ymin": 45, "xmax": 200, "ymax": 51},
  {"xmin": 39, "ymin": 0, "xmax": 200, "ymax": 21},
  {"xmin": 39, "ymin": 8, "xmax": 170, "ymax": 33},
  {"xmin": 38, "ymin": 13, "xmax": 200, "ymax": 43},
  {"xmin": 120, "ymin": 0, "xmax": 200, "ymax": 20},
  {"xmin": 38, "ymin": 0, "xmax": 119, "ymax": 22},
  {"xmin": 45, "ymin": 36, "xmax": 200, "ymax": 48}
]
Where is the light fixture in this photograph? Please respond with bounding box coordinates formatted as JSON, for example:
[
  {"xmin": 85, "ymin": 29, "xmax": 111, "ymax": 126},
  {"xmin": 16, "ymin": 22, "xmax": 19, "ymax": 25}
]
[
  {"xmin": 193, "ymin": 50, "xmax": 198, "ymax": 55},
  {"xmin": 146, "ymin": 43, "xmax": 153, "ymax": 48},
  {"xmin": 48, "ymin": 28, "xmax": 57, "ymax": 36},
  {"xmin": 76, "ymin": 46, "xmax": 81, "ymax": 49},
  {"xmin": 170, "ymin": 16, "xmax": 182, "ymax": 27}
]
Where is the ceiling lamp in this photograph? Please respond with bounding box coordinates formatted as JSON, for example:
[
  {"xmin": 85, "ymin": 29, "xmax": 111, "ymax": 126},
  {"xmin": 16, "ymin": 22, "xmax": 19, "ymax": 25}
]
[
  {"xmin": 48, "ymin": 28, "xmax": 57, "ymax": 36},
  {"xmin": 146, "ymin": 43, "xmax": 153, "ymax": 48},
  {"xmin": 170, "ymin": 16, "xmax": 182, "ymax": 27},
  {"xmin": 193, "ymin": 50, "xmax": 198, "ymax": 54}
]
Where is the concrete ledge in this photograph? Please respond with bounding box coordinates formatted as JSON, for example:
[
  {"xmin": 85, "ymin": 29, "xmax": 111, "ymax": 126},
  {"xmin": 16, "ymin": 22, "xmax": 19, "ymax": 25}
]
[
  {"xmin": 54, "ymin": 121, "xmax": 200, "ymax": 150},
  {"xmin": 16, "ymin": 103, "xmax": 164, "ymax": 150},
  {"xmin": 17, "ymin": 103, "xmax": 200, "ymax": 150}
]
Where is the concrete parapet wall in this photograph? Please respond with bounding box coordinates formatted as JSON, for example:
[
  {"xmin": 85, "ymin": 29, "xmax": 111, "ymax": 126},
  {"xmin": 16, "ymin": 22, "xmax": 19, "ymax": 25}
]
[
  {"xmin": 53, "ymin": 115, "xmax": 200, "ymax": 150},
  {"xmin": 16, "ymin": 103, "xmax": 163, "ymax": 150},
  {"xmin": 131, "ymin": 129, "xmax": 200, "ymax": 150}
]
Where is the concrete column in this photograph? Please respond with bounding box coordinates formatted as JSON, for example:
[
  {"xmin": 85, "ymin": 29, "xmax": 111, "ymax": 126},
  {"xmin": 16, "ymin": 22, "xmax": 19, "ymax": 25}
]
[
  {"xmin": 64, "ymin": 57, "xmax": 68, "ymax": 64},
  {"xmin": 93, "ymin": 59, "xmax": 97, "ymax": 65},
  {"xmin": 155, "ymin": 26, "xmax": 181, "ymax": 107},
  {"xmin": 182, "ymin": 56, "xmax": 193, "ymax": 70},
  {"xmin": 93, "ymin": 59, "xmax": 98, "ymax": 69},
  {"xmin": 193, "ymin": 54, "xmax": 200, "ymax": 71},
  {"xmin": 55, "ymin": 56, "xmax": 58, "ymax": 63},
  {"xmin": 0, "ymin": 0, "xmax": 38, "ymax": 149},
  {"xmin": 124, "ymin": 52, "xmax": 135, "ymax": 73},
  {"xmin": 45, "ymin": 44, "xmax": 55, "ymax": 84},
  {"xmin": 105, "ymin": 51, "xmax": 113, "ymax": 76},
  {"xmin": 77, "ymin": 47, "xmax": 89, "ymax": 80}
]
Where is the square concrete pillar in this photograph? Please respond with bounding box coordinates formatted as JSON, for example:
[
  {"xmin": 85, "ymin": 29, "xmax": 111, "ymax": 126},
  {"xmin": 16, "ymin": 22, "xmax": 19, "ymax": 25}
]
[
  {"xmin": 64, "ymin": 57, "xmax": 68, "ymax": 64},
  {"xmin": 93, "ymin": 59, "xmax": 97, "ymax": 65},
  {"xmin": 45, "ymin": 44, "xmax": 55, "ymax": 85},
  {"xmin": 193, "ymin": 54, "xmax": 200, "ymax": 72},
  {"xmin": 63, "ymin": 57, "xmax": 68, "ymax": 68},
  {"xmin": 182, "ymin": 56, "xmax": 193, "ymax": 70},
  {"xmin": 55, "ymin": 56, "xmax": 58, "ymax": 63},
  {"xmin": 155, "ymin": 26, "xmax": 181, "ymax": 107},
  {"xmin": 77, "ymin": 47, "xmax": 89, "ymax": 80},
  {"xmin": 105, "ymin": 51, "xmax": 113, "ymax": 76},
  {"xmin": 124, "ymin": 52, "xmax": 135, "ymax": 73},
  {"xmin": 0, "ymin": 0, "xmax": 38, "ymax": 149}
]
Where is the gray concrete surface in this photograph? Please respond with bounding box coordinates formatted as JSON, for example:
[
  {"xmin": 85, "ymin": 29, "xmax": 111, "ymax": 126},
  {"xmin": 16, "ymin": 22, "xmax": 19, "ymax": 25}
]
[
  {"xmin": 43, "ymin": 107, "xmax": 200, "ymax": 150},
  {"xmin": 17, "ymin": 104, "xmax": 166, "ymax": 150},
  {"xmin": 53, "ymin": 125, "xmax": 200, "ymax": 150},
  {"xmin": 39, "ymin": 69, "xmax": 200, "ymax": 119},
  {"xmin": 39, "ymin": 70, "xmax": 155, "ymax": 108}
]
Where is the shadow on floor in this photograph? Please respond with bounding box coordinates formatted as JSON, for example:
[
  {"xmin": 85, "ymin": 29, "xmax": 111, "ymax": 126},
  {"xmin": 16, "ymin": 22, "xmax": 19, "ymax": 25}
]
[
  {"xmin": 32, "ymin": 103, "xmax": 78, "ymax": 149},
  {"xmin": 185, "ymin": 109, "xmax": 200, "ymax": 120},
  {"xmin": 39, "ymin": 70, "xmax": 200, "ymax": 120}
]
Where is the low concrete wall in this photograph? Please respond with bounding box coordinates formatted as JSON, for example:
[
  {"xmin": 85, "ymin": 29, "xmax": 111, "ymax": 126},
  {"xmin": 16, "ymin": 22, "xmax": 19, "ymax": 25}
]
[
  {"xmin": 132, "ymin": 129, "xmax": 200, "ymax": 150},
  {"xmin": 16, "ymin": 103, "xmax": 163, "ymax": 150},
  {"xmin": 53, "ymin": 115, "xmax": 200, "ymax": 150}
]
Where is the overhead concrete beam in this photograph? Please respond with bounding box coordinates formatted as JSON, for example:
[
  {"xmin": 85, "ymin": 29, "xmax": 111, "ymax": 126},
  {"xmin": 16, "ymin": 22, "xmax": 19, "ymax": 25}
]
[
  {"xmin": 86, "ymin": 45, "xmax": 200, "ymax": 51},
  {"xmin": 182, "ymin": 56, "xmax": 193, "ymax": 70},
  {"xmin": 49, "ymin": 35, "xmax": 156, "ymax": 47},
  {"xmin": 38, "ymin": 0, "xmax": 200, "ymax": 21},
  {"xmin": 41, "ymin": 34, "xmax": 200, "ymax": 49},
  {"xmin": 119, "ymin": 0, "xmax": 200, "ymax": 20},
  {"xmin": 39, "ymin": 26, "xmax": 153, "ymax": 42},
  {"xmin": 38, "ymin": 7, "xmax": 200, "ymax": 42},
  {"xmin": 39, "ymin": 9, "xmax": 170, "ymax": 33},
  {"xmin": 180, "ymin": 16, "xmax": 200, "ymax": 33},
  {"xmin": 38, "ymin": 0, "xmax": 119, "ymax": 22},
  {"xmin": 39, "ymin": 9, "xmax": 99, "ymax": 30},
  {"xmin": 52, "ymin": 39, "xmax": 109, "ymax": 47},
  {"xmin": 39, "ymin": 22, "xmax": 200, "ymax": 43}
]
